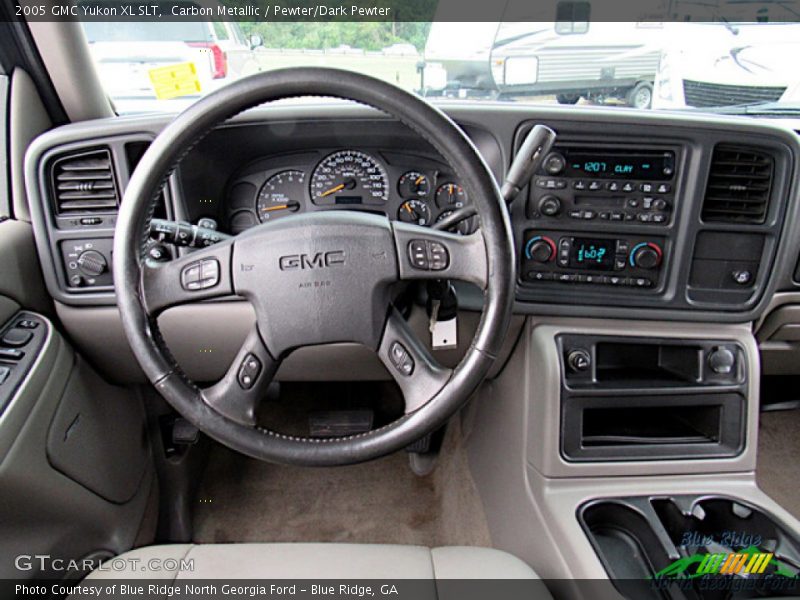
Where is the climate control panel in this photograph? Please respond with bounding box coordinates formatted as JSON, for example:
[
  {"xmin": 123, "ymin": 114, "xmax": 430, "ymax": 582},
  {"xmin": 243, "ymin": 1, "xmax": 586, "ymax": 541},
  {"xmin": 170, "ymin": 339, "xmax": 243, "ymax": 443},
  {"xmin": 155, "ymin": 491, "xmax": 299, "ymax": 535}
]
[{"xmin": 521, "ymin": 231, "xmax": 665, "ymax": 289}]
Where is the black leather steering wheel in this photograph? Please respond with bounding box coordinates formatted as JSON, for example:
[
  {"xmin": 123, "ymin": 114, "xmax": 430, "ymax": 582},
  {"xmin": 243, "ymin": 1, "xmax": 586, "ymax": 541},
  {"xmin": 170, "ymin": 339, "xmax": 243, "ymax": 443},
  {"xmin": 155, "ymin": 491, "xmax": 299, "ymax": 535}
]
[{"xmin": 114, "ymin": 68, "xmax": 514, "ymax": 466}]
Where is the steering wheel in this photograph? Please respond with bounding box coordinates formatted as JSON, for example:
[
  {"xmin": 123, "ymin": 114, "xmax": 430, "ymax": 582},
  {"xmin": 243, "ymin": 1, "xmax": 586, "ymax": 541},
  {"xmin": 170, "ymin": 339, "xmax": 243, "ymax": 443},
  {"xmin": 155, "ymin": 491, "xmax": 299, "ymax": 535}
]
[{"xmin": 114, "ymin": 68, "xmax": 515, "ymax": 466}]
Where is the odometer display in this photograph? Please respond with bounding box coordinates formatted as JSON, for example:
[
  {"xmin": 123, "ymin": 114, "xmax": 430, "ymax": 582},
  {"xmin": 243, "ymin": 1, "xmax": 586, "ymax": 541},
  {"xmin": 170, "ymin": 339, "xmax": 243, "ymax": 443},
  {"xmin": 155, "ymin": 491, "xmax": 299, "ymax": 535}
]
[{"xmin": 309, "ymin": 150, "xmax": 389, "ymax": 206}]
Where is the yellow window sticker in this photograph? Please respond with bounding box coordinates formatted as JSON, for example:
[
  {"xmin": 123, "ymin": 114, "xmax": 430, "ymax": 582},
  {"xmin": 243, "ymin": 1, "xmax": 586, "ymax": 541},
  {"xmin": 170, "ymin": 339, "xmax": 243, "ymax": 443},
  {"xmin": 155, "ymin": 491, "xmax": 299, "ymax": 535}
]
[{"xmin": 148, "ymin": 62, "xmax": 202, "ymax": 100}]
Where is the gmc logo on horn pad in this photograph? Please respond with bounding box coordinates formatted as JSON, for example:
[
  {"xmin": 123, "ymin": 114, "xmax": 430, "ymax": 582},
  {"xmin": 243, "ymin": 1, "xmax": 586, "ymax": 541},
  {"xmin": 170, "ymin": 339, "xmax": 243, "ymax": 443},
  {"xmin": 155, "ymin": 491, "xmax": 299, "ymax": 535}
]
[{"xmin": 278, "ymin": 251, "xmax": 346, "ymax": 271}]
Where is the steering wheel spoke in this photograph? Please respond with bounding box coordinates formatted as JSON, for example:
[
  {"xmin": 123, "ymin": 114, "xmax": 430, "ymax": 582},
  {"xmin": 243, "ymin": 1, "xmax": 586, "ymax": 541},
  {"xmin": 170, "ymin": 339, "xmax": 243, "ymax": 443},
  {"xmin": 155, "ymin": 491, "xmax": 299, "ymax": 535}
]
[
  {"xmin": 378, "ymin": 308, "xmax": 452, "ymax": 414},
  {"xmin": 141, "ymin": 241, "xmax": 234, "ymax": 313},
  {"xmin": 392, "ymin": 222, "xmax": 488, "ymax": 290},
  {"xmin": 201, "ymin": 327, "xmax": 280, "ymax": 426}
]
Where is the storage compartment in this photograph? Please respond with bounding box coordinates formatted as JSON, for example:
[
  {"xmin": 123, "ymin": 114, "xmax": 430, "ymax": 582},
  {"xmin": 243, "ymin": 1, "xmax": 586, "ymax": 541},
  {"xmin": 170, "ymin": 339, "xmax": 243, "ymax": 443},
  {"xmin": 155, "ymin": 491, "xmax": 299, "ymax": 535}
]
[
  {"xmin": 579, "ymin": 495, "xmax": 800, "ymax": 600},
  {"xmin": 559, "ymin": 334, "xmax": 748, "ymax": 462},
  {"xmin": 582, "ymin": 405, "xmax": 721, "ymax": 447},
  {"xmin": 595, "ymin": 342, "xmax": 702, "ymax": 385},
  {"xmin": 563, "ymin": 394, "xmax": 744, "ymax": 461}
]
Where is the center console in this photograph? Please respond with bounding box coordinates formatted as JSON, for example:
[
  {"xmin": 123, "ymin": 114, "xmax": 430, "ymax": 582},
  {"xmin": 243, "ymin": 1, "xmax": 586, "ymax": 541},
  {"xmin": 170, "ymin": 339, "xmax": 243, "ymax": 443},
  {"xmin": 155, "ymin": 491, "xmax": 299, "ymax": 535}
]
[{"xmin": 559, "ymin": 334, "xmax": 747, "ymax": 462}]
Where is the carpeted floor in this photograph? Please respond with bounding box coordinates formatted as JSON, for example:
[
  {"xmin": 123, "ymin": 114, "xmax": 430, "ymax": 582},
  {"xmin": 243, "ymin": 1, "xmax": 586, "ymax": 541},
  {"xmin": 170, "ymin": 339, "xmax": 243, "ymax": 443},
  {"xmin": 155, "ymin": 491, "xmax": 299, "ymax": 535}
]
[
  {"xmin": 193, "ymin": 418, "xmax": 492, "ymax": 547},
  {"xmin": 757, "ymin": 408, "xmax": 800, "ymax": 519}
]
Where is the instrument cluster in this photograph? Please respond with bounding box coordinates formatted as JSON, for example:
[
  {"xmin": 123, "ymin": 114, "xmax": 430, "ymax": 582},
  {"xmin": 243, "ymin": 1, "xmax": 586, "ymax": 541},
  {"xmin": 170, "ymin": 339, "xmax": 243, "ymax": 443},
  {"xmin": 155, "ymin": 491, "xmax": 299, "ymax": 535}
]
[{"xmin": 224, "ymin": 149, "xmax": 476, "ymax": 235}]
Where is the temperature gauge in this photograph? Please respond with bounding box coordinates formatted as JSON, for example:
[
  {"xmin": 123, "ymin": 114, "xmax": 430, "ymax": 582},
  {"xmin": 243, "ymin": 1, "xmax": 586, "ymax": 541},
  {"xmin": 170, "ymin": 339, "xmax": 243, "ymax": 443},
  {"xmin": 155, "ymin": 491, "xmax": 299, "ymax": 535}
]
[{"xmin": 435, "ymin": 182, "xmax": 466, "ymax": 209}]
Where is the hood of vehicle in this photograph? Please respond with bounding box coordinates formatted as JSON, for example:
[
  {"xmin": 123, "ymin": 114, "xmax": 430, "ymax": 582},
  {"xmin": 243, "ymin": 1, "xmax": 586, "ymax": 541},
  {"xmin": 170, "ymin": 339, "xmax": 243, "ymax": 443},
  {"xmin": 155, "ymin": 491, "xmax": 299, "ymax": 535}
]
[{"xmin": 669, "ymin": 29, "xmax": 800, "ymax": 86}]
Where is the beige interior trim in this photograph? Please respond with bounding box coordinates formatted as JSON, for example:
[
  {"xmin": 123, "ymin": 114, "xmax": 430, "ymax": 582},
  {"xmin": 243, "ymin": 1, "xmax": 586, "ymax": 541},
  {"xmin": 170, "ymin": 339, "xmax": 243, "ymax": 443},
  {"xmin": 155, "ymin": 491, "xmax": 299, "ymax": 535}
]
[
  {"xmin": 9, "ymin": 68, "xmax": 51, "ymax": 222},
  {"xmin": 27, "ymin": 21, "xmax": 114, "ymax": 122}
]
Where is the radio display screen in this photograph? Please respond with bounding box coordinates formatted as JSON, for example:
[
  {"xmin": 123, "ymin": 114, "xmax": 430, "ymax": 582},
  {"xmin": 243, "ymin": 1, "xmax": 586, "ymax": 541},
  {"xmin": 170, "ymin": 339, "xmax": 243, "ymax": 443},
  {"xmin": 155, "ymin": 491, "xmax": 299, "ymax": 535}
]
[
  {"xmin": 569, "ymin": 238, "xmax": 615, "ymax": 270},
  {"xmin": 562, "ymin": 149, "xmax": 674, "ymax": 180}
]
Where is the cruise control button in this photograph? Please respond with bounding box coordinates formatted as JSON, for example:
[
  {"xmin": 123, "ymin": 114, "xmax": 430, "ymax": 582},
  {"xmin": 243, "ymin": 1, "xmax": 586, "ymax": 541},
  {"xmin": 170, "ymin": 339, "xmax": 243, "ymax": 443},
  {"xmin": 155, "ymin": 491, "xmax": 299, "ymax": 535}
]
[
  {"xmin": 181, "ymin": 262, "xmax": 202, "ymax": 290},
  {"xmin": 389, "ymin": 342, "xmax": 414, "ymax": 376},
  {"xmin": 199, "ymin": 259, "xmax": 220, "ymax": 289},
  {"xmin": 237, "ymin": 353, "xmax": 262, "ymax": 390},
  {"xmin": 408, "ymin": 241, "xmax": 429, "ymax": 270},
  {"xmin": 428, "ymin": 242, "xmax": 449, "ymax": 271}
]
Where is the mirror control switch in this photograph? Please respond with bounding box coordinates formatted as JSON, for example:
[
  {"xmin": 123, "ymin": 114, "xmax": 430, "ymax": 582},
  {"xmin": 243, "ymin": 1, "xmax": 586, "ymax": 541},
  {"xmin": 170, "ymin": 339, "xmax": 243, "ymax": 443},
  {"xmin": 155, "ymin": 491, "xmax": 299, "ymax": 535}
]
[{"xmin": 1, "ymin": 329, "xmax": 33, "ymax": 348}]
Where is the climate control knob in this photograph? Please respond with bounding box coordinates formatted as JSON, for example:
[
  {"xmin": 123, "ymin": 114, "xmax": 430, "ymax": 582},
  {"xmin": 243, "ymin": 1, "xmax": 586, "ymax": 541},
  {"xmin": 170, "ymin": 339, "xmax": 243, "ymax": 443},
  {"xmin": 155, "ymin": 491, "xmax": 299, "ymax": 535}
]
[
  {"xmin": 525, "ymin": 236, "xmax": 556, "ymax": 263},
  {"xmin": 538, "ymin": 195, "xmax": 562, "ymax": 217},
  {"xmin": 631, "ymin": 243, "xmax": 662, "ymax": 270},
  {"xmin": 76, "ymin": 249, "xmax": 108, "ymax": 277}
]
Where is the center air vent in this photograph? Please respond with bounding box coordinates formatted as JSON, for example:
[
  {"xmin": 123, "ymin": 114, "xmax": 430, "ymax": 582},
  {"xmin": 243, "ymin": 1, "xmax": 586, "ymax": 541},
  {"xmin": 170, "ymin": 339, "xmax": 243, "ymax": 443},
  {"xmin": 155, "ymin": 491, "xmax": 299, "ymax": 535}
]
[
  {"xmin": 51, "ymin": 148, "xmax": 119, "ymax": 214},
  {"xmin": 702, "ymin": 145, "xmax": 773, "ymax": 224}
]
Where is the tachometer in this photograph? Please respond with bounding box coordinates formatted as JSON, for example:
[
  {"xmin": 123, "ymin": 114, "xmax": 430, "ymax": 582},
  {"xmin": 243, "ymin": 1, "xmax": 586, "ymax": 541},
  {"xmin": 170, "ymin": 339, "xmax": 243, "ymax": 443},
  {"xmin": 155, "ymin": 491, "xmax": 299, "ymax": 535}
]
[
  {"xmin": 309, "ymin": 150, "xmax": 388, "ymax": 206},
  {"xmin": 257, "ymin": 170, "xmax": 304, "ymax": 222}
]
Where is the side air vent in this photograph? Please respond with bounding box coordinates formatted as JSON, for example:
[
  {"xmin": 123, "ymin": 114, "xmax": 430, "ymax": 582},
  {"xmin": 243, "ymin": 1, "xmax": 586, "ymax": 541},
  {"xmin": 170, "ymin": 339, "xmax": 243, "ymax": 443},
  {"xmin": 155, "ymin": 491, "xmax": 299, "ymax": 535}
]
[
  {"xmin": 702, "ymin": 145, "xmax": 773, "ymax": 224},
  {"xmin": 51, "ymin": 148, "xmax": 119, "ymax": 214}
]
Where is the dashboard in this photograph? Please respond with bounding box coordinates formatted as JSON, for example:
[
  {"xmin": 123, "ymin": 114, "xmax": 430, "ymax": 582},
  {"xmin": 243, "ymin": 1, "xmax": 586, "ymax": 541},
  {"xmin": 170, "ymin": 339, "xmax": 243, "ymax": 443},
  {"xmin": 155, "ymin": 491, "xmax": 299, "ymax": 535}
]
[
  {"xmin": 23, "ymin": 103, "xmax": 800, "ymax": 327},
  {"xmin": 223, "ymin": 148, "xmax": 475, "ymax": 236}
]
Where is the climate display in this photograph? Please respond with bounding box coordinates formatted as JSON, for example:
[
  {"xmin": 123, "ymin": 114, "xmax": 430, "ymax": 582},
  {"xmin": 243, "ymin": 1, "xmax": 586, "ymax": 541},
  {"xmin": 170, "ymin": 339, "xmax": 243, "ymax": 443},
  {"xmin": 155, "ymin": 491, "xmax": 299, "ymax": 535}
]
[
  {"xmin": 562, "ymin": 149, "xmax": 674, "ymax": 180},
  {"xmin": 569, "ymin": 238, "xmax": 615, "ymax": 270}
]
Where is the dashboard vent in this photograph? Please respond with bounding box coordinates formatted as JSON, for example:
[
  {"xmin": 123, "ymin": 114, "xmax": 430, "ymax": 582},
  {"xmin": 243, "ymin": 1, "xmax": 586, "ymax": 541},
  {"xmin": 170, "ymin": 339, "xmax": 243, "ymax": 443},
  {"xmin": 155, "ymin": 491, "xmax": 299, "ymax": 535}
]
[
  {"xmin": 51, "ymin": 148, "xmax": 119, "ymax": 214},
  {"xmin": 702, "ymin": 145, "xmax": 773, "ymax": 224}
]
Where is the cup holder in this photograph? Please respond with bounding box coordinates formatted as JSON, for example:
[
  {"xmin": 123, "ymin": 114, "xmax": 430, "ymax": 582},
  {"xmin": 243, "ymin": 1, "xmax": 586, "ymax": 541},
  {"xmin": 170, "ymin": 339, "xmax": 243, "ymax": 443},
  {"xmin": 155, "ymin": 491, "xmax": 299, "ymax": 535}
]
[{"xmin": 579, "ymin": 495, "xmax": 800, "ymax": 599}]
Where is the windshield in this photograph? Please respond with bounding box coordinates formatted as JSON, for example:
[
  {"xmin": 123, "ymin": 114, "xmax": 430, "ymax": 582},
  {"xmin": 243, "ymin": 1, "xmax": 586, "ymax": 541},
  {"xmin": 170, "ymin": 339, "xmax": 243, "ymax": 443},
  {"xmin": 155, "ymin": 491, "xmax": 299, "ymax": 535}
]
[{"xmin": 80, "ymin": 3, "xmax": 800, "ymax": 116}]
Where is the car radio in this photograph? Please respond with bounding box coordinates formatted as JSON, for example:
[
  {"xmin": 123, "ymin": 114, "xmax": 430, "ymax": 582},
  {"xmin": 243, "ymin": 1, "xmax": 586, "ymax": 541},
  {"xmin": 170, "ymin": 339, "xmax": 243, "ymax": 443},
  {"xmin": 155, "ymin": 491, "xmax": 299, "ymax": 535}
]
[
  {"xmin": 528, "ymin": 147, "xmax": 676, "ymax": 226},
  {"xmin": 521, "ymin": 231, "xmax": 665, "ymax": 289}
]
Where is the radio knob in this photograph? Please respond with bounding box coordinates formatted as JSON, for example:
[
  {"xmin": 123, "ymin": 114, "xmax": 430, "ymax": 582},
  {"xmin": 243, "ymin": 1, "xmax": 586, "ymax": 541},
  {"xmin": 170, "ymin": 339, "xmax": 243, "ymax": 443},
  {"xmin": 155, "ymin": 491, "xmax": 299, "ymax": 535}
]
[
  {"xmin": 76, "ymin": 249, "xmax": 108, "ymax": 277},
  {"xmin": 543, "ymin": 152, "xmax": 566, "ymax": 175},
  {"xmin": 538, "ymin": 195, "xmax": 562, "ymax": 217},
  {"xmin": 632, "ymin": 243, "xmax": 662, "ymax": 269}
]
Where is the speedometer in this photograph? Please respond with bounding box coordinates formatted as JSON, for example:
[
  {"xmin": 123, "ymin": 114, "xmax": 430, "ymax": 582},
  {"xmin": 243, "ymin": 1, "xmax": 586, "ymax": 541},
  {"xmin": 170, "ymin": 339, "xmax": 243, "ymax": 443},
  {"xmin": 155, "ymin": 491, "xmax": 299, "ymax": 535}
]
[{"xmin": 309, "ymin": 150, "xmax": 389, "ymax": 206}]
